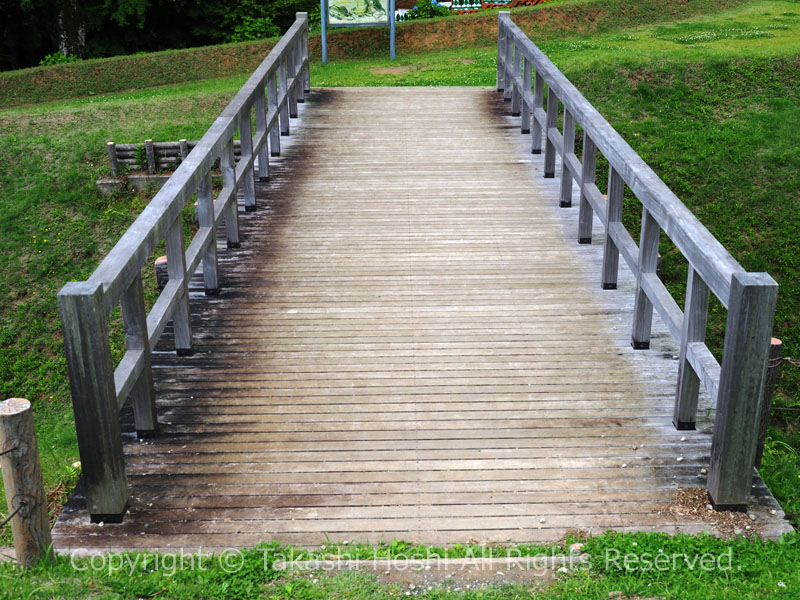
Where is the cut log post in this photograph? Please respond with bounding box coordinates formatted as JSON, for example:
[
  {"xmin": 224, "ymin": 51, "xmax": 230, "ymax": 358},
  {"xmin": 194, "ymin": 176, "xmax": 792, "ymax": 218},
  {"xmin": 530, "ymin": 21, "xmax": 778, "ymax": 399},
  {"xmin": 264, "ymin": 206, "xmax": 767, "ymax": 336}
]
[
  {"xmin": 154, "ymin": 256, "xmax": 169, "ymax": 290},
  {"xmin": 106, "ymin": 142, "xmax": 120, "ymax": 178},
  {"xmin": 754, "ymin": 338, "xmax": 783, "ymax": 468},
  {"xmin": 145, "ymin": 139, "xmax": 156, "ymax": 174},
  {"xmin": 0, "ymin": 399, "xmax": 53, "ymax": 567},
  {"xmin": 179, "ymin": 139, "xmax": 189, "ymax": 161}
]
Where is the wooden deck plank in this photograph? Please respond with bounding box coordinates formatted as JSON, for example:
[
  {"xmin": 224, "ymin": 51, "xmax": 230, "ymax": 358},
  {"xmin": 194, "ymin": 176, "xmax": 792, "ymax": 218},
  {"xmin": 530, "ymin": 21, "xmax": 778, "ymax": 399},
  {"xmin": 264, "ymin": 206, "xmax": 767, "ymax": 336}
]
[{"xmin": 52, "ymin": 87, "xmax": 791, "ymax": 552}]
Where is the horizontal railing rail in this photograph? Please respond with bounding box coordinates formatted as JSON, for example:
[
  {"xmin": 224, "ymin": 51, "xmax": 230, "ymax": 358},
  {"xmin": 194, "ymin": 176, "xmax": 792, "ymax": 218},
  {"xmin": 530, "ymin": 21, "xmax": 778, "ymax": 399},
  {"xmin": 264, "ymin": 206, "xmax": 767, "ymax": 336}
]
[
  {"xmin": 497, "ymin": 12, "xmax": 777, "ymax": 510},
  {"xmin": 58, "ymin": 13, "xmax": 310, "ymax": 522}
]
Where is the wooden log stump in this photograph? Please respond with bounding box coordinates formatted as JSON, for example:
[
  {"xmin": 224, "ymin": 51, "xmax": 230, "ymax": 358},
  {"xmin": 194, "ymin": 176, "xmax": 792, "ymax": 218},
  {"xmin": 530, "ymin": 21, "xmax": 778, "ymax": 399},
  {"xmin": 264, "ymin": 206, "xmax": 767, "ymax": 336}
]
[{"xmin": 0, "ymin": 398, "xmax": 53, "ymax": 567}]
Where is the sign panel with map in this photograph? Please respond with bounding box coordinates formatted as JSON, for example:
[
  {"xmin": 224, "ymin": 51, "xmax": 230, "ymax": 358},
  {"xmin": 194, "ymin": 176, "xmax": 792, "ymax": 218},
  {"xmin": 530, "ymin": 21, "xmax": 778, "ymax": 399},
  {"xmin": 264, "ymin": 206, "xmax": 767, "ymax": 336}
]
[{"xmin": 328, "ymin": 0, "xmax": 389, "ymax": 26}]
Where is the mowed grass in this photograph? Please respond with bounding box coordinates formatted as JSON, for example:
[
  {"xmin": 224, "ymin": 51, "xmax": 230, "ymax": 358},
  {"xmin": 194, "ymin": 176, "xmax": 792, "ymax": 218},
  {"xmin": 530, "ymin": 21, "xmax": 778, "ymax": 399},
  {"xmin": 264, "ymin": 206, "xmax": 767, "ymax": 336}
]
[
  {"xmin": 1, "ymin": 533, "xmax": 800, "ymax": 599},
  {"xmin": 0, "ymin": 0, "xmax": 798, "ymax": 562}
]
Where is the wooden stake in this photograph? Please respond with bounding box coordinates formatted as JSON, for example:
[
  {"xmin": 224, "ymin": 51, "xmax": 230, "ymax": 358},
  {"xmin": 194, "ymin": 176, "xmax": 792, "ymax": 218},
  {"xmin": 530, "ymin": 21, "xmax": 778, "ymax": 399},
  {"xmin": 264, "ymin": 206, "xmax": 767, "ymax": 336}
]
[
  {"xmin": 0, "ymin": 398, "xmax": 53, "ymax": 567},
  {"xmin": 754, "ymin": 338, "xmax": 783, "ymax": 468}
]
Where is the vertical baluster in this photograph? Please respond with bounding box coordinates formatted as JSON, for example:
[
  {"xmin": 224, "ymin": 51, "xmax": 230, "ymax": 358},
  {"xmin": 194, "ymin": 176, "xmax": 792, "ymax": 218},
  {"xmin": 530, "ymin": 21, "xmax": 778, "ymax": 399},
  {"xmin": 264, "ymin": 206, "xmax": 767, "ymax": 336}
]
[
  {"xmin": 120, "ymin": 274, "xmax": 157, "ymax": 435},
  {"xmin": 510, "ymin": 43, "xmax": 522, "ymax": 117},
  {"xmin": 578, "ymin": 134, "xmax": 597, "ymax": 243},
  {"xmin": 520, "ymin": 57, "xmax": 532, "ymax": 134},
  {"xmin": 239, "ymin": 106, "xmax": 257, "ymax": 212},
  {"xmin": 496, "ymin": 13, "xmax": 507, "ymax": 91},
  {"xmin": 254, "ymin": 85, "xmax": 269, "ymax": 181},
  {"xmin": 279, "ymin": 58, "xmax": 290, "ymax": 135},
  {"xmin": 543, "ymin": 89, "xmax": 558, "ymax": 178},
  {"xmin": 58, "ymin": 282, "xmax": 128, "ymax": 522},
  {"xmin": 301, "ymin": 13, "xmax": 311, "ymax": 92},
  {"xmin": 503, "ymin": 31, "xmax": 513, "ymax": 101},
  {"xmin": 631, "ymin": 209, "xmax": 660, "ymax": 348},
  {"xmin": 531, "ymin": 72, "xmax": 544, "ymax": 154},
  {"xmin": 285, "ymin": 54, "xmax": 297, "ymax": 122},
  {"xmin": 268, "ymin": 72, "xmax": 281, "ymax": 156},
  {"xmin": 601, "ymin": 167, "xmax": 623, "ymax": 289},
  {"xmin": 673, "ymin": 266, "xmax": 709, "ymax": 430},
  {"xmin": 559, "ymin": 109, "xmax": 575, "ymax": 207},
  {"xmin": 220, "ymin": 140, "xmax": 241, "ymax": 248},
  {"xmin": 293, "ymin": 37, "xmax": 304, "ymax": 104},
  {"xmin": 196, "ymin": 170, "xmax": 219, "ymax": 295},
  {"xmin": 708, "ymin": 273, "xmax": 777, "ymax": 510},
  {"xmin": 165, "ymin": 215, "xmax": 193, "ymax": 356}
]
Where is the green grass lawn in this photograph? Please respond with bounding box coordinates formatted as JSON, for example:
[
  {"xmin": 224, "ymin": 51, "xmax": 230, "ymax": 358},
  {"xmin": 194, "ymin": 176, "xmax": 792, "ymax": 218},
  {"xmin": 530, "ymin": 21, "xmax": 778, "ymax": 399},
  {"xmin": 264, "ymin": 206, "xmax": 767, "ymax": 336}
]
[
  {"xmin": 1, "ymin": 533, "xmax": 799, "ymax": 599},
  {"xmin": 0, "ymin": 0, "xmax": 798, "ymax": 594}
]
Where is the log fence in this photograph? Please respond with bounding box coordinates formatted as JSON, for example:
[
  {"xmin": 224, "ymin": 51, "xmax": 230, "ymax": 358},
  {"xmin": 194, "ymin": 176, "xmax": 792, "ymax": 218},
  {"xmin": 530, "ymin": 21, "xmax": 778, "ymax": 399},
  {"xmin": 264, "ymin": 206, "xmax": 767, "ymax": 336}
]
[
  {"xmin": 497, "ymin": 12, "xmax": 778, "ymax": 510},
  {"xmin": 58, "ymin": 13, "xmax": 310, "ymax": 523}
]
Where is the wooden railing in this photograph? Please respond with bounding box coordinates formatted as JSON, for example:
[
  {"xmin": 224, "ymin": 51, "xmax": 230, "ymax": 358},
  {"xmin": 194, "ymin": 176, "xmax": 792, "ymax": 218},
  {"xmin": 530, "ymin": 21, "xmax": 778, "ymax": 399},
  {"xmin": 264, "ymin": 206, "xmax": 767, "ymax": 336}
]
[
  {"xmin": 497, "ymin": 12, "xmax": 777, "ymax": 510},
  {"xmin": 57, "ymin": 13, "xmax": 310, "ymax": 522}
]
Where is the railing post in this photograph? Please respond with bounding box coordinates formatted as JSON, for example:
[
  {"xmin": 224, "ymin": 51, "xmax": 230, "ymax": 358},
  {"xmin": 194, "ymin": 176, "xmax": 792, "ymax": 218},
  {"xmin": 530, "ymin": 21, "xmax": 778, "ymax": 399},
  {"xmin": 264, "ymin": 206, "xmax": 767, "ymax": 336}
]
[
  {"xmin": 510, "ymin": 42, "xmax": 522, "ymax": 117},
  {"xmin": 165, "ymin": 215, "xmax": 193, "ymax": 355},
  {"xmin": 107, "ymin": 142, "xmax": 120, "ymax": 178},
  {"xmin": 254, "ymin": 86, "xmax": 270, "ymax": 181},
  {"xmin": 578, "ymin": 133, "xmax": 596, "ymax": 243},
  {"xmin": 120, "ymin": 274, "xmax": 157, "ymax": 435},
  {"xmin": 673, "ymin": 266, "xmax": 709, "ymax": 430},
  {"xmin": 220, "ymin": 139, "xmax": 241, "ymax": 247},
  {"xmin": 196, "ymin": 170, "xmax": 220, "ymax": 295},
  {"xmin": 58, "ymin": 281, "xmax": 128, "ymax": 523},
  {"xmin": 520, "ymin": 57, "xmax": 532, "ymax": 134},
  {"xmin": 302, "ymin": 17, "xmax": 311, "ymax": 93},
  {"xmin": 292, "ymin": 26, "xmax": 305, "ymax": 104},
  {"xmin": 543, "ymin": 89, "xmax": 558, "ymax": 178},
  {"xmin": 503, "ymin": 29, "xmax": 513, "ymax": 102},
  {"xmin": 631, "ymin": 208, "xmax": 660, "ymax": 349},
  {"xmin": 708, "ymin": 272, "xmax": 778, "ymax": 510},
  {"xmin": 281, "ymin": 56, "xmax": 293, "ymax": 130},
  {"xmin": 0, "ymin": 398, "xmax": 54, "ymax": 567},
  {"xmin": 268, "ymin": 72, "xmax": 281, "ymax": 156},
  {"xmin": 145, "ymin": 139, "xmax": 156, "ymax": 174},
  {"xmin": 531, "ymin": 72, "xmax": 544, "ymax": 154},
  {"xmin": 559, "ymin": 109, "xmax": 575, "ymax": 207},
  {"xmin": 496, "ymin": 13, "xmax": 508, "ymax": 91},
  {"xmin": 601, "ymin": 167, "xmax": 623, "ymax": 289},
  {"xmin": 755, "ymin": 338, "xmax": 782, "ymax": 468},
  {"xmin": 239, "ymin": 106, "xmax": 257, "ymax": 212}
]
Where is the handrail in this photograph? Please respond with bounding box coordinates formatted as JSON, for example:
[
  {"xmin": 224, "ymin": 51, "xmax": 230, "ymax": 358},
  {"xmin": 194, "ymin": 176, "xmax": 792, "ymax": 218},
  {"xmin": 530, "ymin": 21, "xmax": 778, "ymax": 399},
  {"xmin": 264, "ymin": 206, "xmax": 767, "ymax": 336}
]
[
  {"xmin": 497, "ymin": 12, "xmax": 777, "ymax": 510},
  {"xmin": 57, "ymin": 13, "xmax": 310, "ymax": 522}
]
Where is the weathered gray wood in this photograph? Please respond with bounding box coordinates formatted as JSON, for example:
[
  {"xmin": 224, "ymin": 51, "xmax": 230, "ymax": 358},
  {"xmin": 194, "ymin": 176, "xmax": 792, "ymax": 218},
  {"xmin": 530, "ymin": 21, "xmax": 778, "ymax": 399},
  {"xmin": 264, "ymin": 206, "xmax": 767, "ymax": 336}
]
[
  {"xmin": 520, "ymin": 57, "xmax": 532, "ymax": 134},
  {"xmin": 673, "ymin": 266, "xmax": 709, "ymax": 430},
  {"xmin": 601, "ymin": 167, "xmax": 623, "ymax": 290},
  {"xmin": 239, "ymin": 106, "xmax": 257, "ymax": 212},
  {"xmin": 279, "ymin": 57, "xmax": 291, "ymax": 135},
  {"xmin": 57, "ymin": 281, "xmax": 128, "ymax": 521},
  {"xmin": 165, "ymin": 216, "xmax": 193, "ymax": 355},
  {"xmin": 708, "ymin": 272, "xmax": 778, "ymax": 510},
  {"xmin": 220, "ymin": 140, "xmax": 241, "ymax": 248},
  {"xmin": 120, "ymin": 275, "xmax": 157, "ymax": 435},
  {"xmin": 578, "ymin": 133, "xmax": 596, "ymax": 243},
  {"xmin": 503, "ymin": 28, "xmax": 513, "ymax": 101},
  {"xmin": 543, "ymin": 89, "xmax": 558, "ymax": 178},
  {"xmin": 510, "ymin": 42, "xmax": 522, "ymax": 116},
  {"xmin": 179, "ymin": 138, "xmax": 189, "ymax": 160},
  {"xmin": 558, "ymin": 109, "xmax": 575, "ymax": 207},
  {"xmin": 254, "ymin": 87, "xmax": 270, "ymax": 181},
  {"xmin": 106, "ymin": 142, "xmax": 120, "ymax": 178},
  {"xmin": 531, "ymin": 72, "xmax": 544, "ymax": 154},
  {"xmin": 196, "ymin": 171, "xmax": 219, "ymax": 295},
  {"xmin": 268, "ymin": 73, "xmax": 281, "ymax": 156},
  {"xmin": 154, "ymin": 256, "xmax": 168, "ymax": 290},
  {"xmin": 0, "ymin": 398, "xmax": 53, "ymax": 567},
  {"xmin": 299, "ymin": 13, "xmax": 311, "ymax": 92},
  {"xmin": 496, "ymin": 12, "xmax": 507, "ymax": 90},
  {"xmin": 499, "ymin": 17, "xmax": 744, "ymax": 308},
  {"xmin": 631, "ymin": 209, "xmax": 660, "ymax": 349},
  {"xmin": 145, "ymin": 139, "xmax": 156, "ymax": 174},
  {"xmin": 754, "ymin": 338, "xmax": 782, "ymax": 468}
]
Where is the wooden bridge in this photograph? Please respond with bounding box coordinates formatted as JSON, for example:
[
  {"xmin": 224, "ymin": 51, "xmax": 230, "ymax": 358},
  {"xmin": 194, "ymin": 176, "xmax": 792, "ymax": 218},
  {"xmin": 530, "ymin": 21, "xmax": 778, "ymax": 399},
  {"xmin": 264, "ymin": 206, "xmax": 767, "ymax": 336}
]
[{"xmin": 52, "ymin": 13, "xmax": 792, "ymax": 552}]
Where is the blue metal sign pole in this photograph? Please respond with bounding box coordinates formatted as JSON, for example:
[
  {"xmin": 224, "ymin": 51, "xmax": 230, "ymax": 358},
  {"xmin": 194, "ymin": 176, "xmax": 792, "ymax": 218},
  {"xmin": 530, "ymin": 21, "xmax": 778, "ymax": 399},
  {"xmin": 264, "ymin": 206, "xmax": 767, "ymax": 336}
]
[{"xmin": 321, "ymin": 0, "xmax": 328, "ymax": 65}]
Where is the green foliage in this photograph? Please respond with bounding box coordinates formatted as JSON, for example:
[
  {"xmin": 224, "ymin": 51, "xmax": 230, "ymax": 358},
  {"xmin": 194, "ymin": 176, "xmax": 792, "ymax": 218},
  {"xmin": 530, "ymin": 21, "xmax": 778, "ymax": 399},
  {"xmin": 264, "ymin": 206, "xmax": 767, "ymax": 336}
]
[
  {"xmin": 231, "ymin": 16, "xmax": 281, "ymax": 42},
  {"xmin": 405, "ymin": 0, "xmax": 452, "ymax": 20},
  {"xmin": 38, "ymin": 53, "xmax": 83, "ymax": 67}
]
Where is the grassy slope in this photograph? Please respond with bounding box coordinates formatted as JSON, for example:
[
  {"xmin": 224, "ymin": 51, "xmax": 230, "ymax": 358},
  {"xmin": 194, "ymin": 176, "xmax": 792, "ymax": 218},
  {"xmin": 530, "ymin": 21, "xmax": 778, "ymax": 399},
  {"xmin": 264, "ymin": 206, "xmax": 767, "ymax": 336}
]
[{"xmin": 0, "ymin": 0, "xmax": 797, "ymax": 566}]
